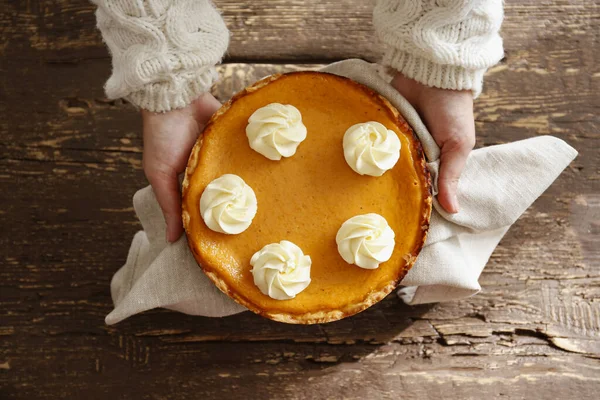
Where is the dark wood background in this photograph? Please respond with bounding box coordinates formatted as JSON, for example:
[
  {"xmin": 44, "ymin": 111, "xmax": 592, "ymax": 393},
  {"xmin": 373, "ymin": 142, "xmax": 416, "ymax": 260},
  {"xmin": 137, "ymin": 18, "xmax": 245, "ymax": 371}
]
[{"xmin": 1, "ymin": 0, "xmax": 599, "ymax": 399}]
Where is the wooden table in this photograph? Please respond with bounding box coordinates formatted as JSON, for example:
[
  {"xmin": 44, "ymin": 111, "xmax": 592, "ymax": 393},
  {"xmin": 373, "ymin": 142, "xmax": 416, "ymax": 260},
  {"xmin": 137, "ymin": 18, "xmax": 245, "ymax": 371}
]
[{"xmin": 1, "ymin": 1, "xmax": 599, "ymax": 398}]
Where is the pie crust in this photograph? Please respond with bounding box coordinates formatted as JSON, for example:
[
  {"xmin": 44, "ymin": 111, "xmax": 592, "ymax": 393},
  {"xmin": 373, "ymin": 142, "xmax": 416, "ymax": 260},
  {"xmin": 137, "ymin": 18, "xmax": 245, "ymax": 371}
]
[{"xmin": 182, "ymin": 72, "xmax": 432, "ymax": 324}]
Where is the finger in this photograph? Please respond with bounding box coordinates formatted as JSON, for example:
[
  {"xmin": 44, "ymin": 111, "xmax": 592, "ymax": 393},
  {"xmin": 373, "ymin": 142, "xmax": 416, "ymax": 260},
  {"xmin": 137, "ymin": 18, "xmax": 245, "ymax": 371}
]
[
  {"xmin": 437, "ymin": 135, "xmax": 475, "ymax": 213},
  {"xmin": 146, "ymin": 168, "xmax": 184, "ymax": 243},
  {"xmin": 390, "ymin": 73, "xmax": 423, "ymax": 106},
  {"xmin": 192, "ymin": 93, "xmax": 222, "ymax": 127}
]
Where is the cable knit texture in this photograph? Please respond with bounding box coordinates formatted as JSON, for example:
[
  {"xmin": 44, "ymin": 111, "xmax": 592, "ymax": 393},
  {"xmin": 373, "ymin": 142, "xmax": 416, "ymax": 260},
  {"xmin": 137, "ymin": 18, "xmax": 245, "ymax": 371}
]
[
  {"xmin": 374, "ymin": 0, "xmax": 504, "ymax": 97},
  {"xmin": 93, "ymin": 0, "xmax": 229, "ymax": 112}
]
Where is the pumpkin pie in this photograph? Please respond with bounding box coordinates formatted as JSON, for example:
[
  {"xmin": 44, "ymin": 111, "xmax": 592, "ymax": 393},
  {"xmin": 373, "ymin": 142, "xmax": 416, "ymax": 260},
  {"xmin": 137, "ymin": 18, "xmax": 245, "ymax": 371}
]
[{"xmin": 182, "ymin": 71, "xmax": 431, "ymax": 324}]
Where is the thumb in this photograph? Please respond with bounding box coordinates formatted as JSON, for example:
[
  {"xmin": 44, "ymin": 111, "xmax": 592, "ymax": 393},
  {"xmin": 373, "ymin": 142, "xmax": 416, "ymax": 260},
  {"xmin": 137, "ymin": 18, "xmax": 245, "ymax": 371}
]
[
  {"xmin": 146, "ymin": 168, "xmax": 184, "ymax": 243},
  {"xmin": 437, "ymin": 135, "xmax": 475, "ymax": 213},
  {"xmin": 191, "ymin": 93, "xmax": 222, "ymax": 127}
]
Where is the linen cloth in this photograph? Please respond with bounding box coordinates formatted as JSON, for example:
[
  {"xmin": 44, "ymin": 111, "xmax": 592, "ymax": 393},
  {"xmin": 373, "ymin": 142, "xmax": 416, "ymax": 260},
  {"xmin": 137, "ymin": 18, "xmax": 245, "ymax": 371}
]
[{"xmin": 105, "ymin": 59, "xmax": 577, "ymax": 325}]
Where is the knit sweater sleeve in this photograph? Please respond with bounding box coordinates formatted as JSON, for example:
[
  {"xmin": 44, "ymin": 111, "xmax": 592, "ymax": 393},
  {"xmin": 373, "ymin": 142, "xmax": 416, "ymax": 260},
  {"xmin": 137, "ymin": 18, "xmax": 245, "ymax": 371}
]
[
  {"xmin": 373, "ymin": 0, "xmax": 504, "ymax": 97},
  {"xmin": 92, "ymin": 0, "xmax": 229, "ymax": 112}
]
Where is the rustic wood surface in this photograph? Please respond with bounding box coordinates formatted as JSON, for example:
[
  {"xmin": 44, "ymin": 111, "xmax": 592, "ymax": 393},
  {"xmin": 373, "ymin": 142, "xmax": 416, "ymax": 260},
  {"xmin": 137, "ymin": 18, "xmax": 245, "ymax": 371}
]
[{"xmin": 1, "ymin": 0, "xmax": 599, "ymax": 399}]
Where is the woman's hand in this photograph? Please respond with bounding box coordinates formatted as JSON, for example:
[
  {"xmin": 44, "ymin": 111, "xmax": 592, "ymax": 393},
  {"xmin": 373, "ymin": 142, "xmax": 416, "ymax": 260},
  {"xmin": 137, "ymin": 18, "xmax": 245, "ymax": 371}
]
[
  {"xmin": 391, "ymin": 73, "xmax": 476, "ymax": 213},
  {"xmin": 142, "ymin": 93, "xmax": 221, "ymax": 242}
]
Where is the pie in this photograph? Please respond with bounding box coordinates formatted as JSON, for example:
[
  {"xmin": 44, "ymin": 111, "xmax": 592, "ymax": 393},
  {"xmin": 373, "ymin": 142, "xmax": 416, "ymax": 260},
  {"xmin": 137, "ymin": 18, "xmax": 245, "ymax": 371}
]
[{"xmin": 182, "ymin": 71, "xmax": 432, "ymax": 324}]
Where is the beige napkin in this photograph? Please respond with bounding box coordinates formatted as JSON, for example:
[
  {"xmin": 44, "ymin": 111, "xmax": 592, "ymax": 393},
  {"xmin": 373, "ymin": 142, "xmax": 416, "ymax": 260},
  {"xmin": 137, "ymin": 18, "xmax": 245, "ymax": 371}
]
[{"xmin": 105, "ymin": 59, "xmax": 578, "ymax": 325}]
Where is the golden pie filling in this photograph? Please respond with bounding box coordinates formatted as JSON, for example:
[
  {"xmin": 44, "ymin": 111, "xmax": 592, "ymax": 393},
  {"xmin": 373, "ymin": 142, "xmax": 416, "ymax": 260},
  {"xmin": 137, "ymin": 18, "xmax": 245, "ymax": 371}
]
[{"xmin": 182, "ymin": 72, "xmax": 432, "ymax": 324}]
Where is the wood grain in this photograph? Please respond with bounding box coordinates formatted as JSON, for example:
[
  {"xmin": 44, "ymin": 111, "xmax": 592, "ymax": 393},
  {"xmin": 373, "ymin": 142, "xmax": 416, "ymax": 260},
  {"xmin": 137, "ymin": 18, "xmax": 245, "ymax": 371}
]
[
  {"xmin": 1, "ymin": 1, "xmax": 599, "ymax": 62},
  {"xmin": 1, "ymin": 0, "xmax": 599, "ymax": 399}
]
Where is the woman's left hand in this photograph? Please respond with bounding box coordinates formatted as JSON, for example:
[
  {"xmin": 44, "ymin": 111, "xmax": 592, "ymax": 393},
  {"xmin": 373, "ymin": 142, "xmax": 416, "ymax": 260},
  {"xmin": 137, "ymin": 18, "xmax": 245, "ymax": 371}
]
[{"xmin": 391, "ymin": 73, "xmax": 476, "ymax": 214}]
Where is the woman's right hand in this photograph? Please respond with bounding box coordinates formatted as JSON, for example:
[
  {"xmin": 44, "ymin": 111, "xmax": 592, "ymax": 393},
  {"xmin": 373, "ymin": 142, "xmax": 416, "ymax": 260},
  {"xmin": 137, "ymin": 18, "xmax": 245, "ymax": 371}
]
[{"xmin": 142, "ymin": 93, "xmax": 221, "ymax": 243}]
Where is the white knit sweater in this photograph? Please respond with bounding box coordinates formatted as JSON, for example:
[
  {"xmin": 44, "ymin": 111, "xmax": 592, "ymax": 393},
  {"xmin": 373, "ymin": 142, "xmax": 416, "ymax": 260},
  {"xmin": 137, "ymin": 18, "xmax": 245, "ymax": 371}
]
[
  {"xmin": 93, "ymin": 0, "xmax": 229, "ymax": 112},
  {"xmin": 94, "ymin": 0, "xmax": 503, "ymax": 112},
  {"xmin": 374, "ymin": 0, "xmax": 504, "ymax": 97}
]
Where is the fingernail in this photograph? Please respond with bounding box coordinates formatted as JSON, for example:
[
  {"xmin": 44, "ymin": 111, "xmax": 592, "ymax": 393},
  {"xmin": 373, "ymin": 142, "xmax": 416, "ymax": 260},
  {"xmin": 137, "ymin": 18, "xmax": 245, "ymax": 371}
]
[{"xmin": 450, "ymin": 194, "xmax": 460, "ymax": 213}]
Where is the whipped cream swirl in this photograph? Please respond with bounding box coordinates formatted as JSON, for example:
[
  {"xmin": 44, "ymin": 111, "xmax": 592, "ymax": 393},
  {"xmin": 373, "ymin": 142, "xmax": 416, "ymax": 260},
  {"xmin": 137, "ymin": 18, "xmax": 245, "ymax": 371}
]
[
  {"xmin": 250, "ymin": 240, "xmax": 312, "ymax": 300},
  {"xmin": 336, "ymin": 213, "xmax": 395, "ymax": 269},
  {"xmin": 246, "ymin": 103, "xmax": 308, "ymax": 160},
  {"xmin": 343, "ymin": 121, "xmax": 401, "ymax": 176},
  {"xmin": 199, "ymin": 174, "xmax": 257, "ymax": 235}
]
